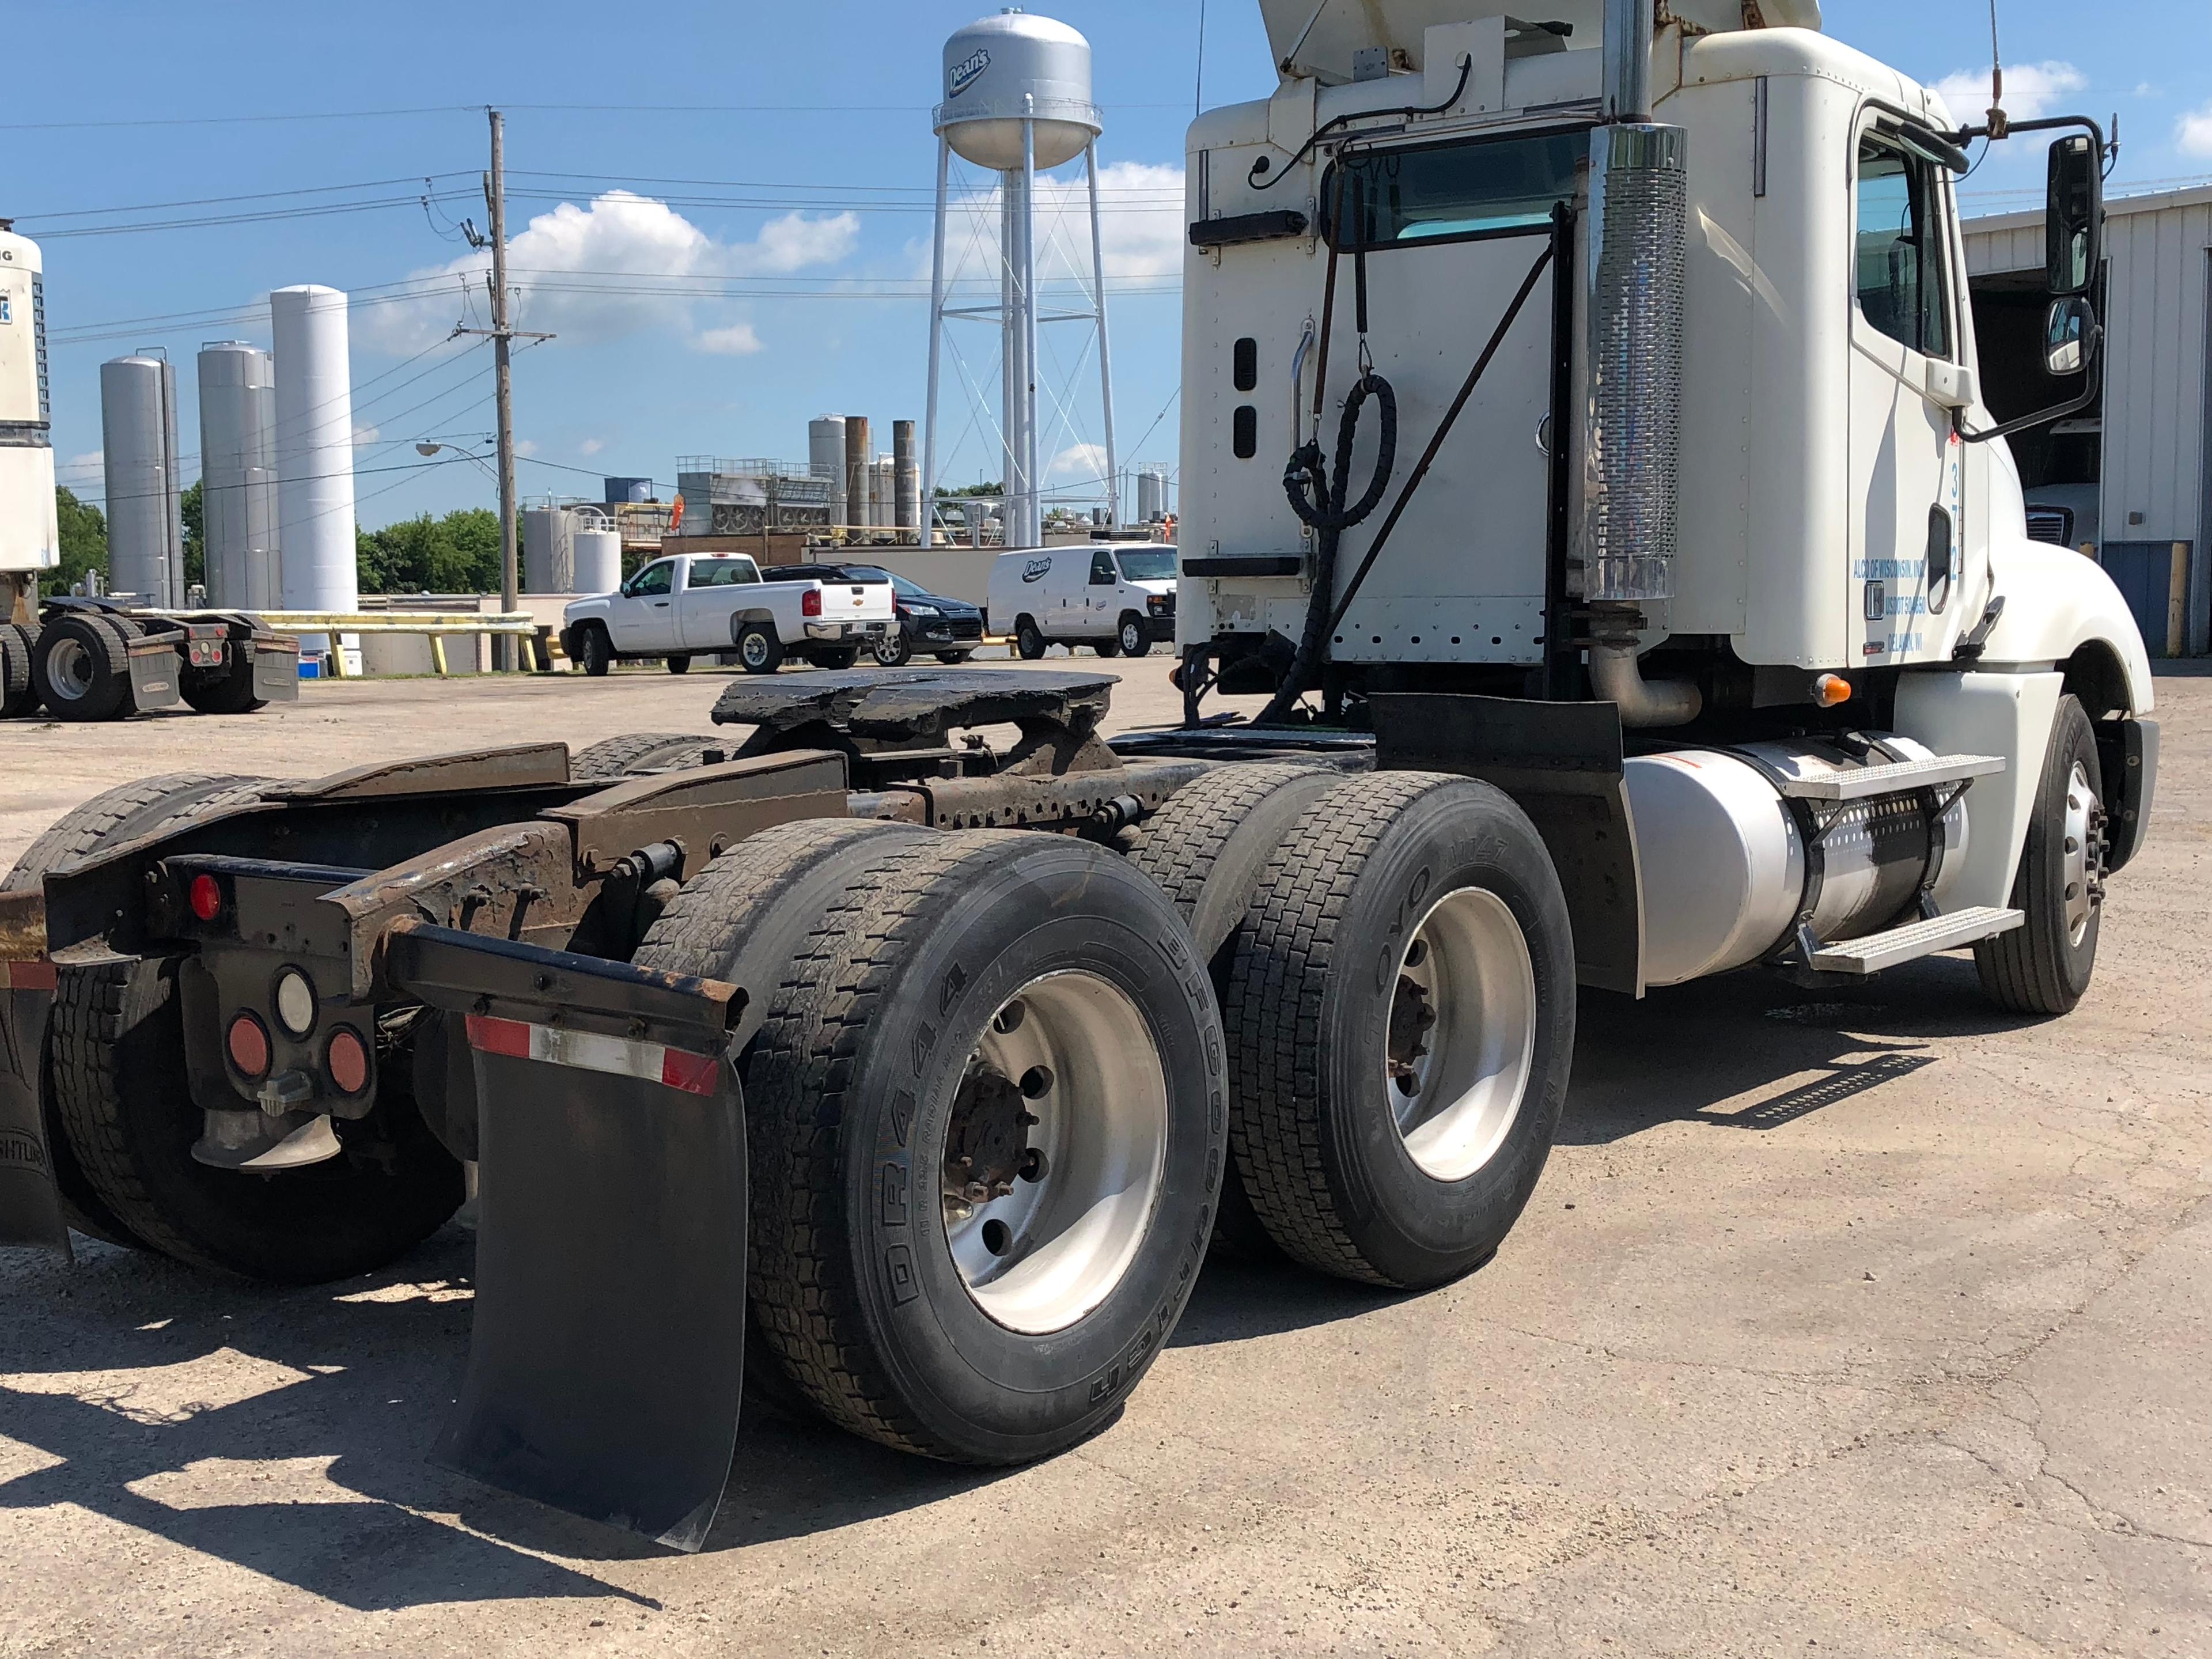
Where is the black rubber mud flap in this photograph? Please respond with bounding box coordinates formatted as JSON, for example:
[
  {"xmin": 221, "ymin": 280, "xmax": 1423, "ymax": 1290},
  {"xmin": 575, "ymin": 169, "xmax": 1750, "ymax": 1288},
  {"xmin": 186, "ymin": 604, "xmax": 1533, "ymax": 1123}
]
[
  {"xmin": 0, "ymin": 956, "xmax": 69, "ymax": 1256},
  {"xmin": 0, "ymin": 889, "xmax": 67, "ymax": 1255},
  {"xmin": 385, "ymin": 921, "xmax": 749, "ymax": 1552}
]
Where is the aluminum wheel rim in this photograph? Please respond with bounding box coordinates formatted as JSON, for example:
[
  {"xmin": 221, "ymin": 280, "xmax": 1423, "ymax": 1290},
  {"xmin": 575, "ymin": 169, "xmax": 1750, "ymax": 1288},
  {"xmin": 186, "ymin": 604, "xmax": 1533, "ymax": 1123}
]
[
  {"xmin": 46, "ymin": 637, "xmax": 93, "ymax": 701},
  {"xmin": 2061, "ymin": 758, "xmax": 2098, "ymax": 945},
  {"xmin": 740, "ymin": 631, "xmax": 771, "ymax": 668},
  {"xmin": 1386, "ymin": 886, "xmax": 1537, "ymax": 1183},
  {"xmin": 942, "ymin": 971, "xmax": 1168, "ymax": 1335},
  {"xmin": 1120, "ymin": 620, "xmax": 1142, "ymax": 653},
  {"xmin": 874, "ymin": 634, "xmax": 907, "ymax": 665}
]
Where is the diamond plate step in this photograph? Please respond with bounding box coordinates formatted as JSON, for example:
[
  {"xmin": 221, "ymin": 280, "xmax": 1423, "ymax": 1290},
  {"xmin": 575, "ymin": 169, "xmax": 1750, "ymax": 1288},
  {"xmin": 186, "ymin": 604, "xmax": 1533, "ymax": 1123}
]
[
  {"xmin": 1779, "ymin": 753, "xmax": 2006, "ymax": 802},
  {"xmin": 1809, "ymin": 906, "xmax": 2024, "ymax": 974}
]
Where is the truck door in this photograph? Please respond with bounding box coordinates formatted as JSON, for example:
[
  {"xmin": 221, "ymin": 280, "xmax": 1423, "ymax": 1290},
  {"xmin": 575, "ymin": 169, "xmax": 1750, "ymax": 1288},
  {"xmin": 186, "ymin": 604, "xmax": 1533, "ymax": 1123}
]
[
  {"xmin": 676, "ymin": 556, "xmax": 759, "ymax": 648},
  {"xmin": 1846, "ymin": 128, "xmax": 1970, "ymax": 663},
  {"xmin": 609, "ymin": 558, "xmax": 677, "ymax": 653},
  {"xmin": 1084, "ymin": 548, "xmax": 1120, "ymax": 635}
]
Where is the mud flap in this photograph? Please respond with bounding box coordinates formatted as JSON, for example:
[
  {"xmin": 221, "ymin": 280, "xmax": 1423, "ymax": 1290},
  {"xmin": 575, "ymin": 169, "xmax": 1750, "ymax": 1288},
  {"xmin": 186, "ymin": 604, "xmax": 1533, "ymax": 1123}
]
[
  {"xmin": 384, "ymin": 921, "xmax": 748, "ymax": 1552},
  {"xmin": 0, "ymin": 892, "xmax": 67, "ymax": 1256}
]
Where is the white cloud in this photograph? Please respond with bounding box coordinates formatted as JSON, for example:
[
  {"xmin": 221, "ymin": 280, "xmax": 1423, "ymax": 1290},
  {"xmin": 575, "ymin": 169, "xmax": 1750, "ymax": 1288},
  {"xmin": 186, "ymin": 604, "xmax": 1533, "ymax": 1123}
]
[
  {"xmin": 695, "ymin": 323, "xmax": 764, "ymax": 356},
  {"xmin": 1931, "ymin": 60, "xmax": 2086, "ymax": 125},
  {"xmin": 351, "ymin": 423, "xmax": 380, "ymax": 449},
  {"xmin": 514, "ymin": 439, "xmax": 539, "ymax": 459},
  {"xmin": 914, "ymin": 160, "xmax": 1187, "ymax": 286},
  {"xmin": 578, "ymin": 437, "xmax": 605, "ymax": 456},
  {"xmin": 361, "ymin": 191, "xmax": 858, "ymax": 355},
  {"xmin": 2179, "ymin": 103, "xmax": 2212, "ymax": 157},
  {"xmin": 1048, "ymin": 442, "xmax": 1110, "ymax": 484},
  {"xmin": 59, "ymin": 450, "xmax": 104, "ymax": 490}
]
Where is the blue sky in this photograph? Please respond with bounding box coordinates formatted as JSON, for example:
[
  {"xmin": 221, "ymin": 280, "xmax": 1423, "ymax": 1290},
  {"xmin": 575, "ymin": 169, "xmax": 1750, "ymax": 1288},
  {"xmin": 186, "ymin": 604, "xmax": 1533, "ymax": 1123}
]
[{"xmin": 12, "ymin": 1, "xmax": 2208, "ymax": 530}]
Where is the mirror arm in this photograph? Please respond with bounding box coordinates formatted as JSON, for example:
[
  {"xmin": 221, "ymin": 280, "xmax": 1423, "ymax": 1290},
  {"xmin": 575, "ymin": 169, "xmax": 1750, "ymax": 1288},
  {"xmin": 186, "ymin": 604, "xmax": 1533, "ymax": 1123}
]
[
  {"xmin": 1952, "ymin": 112, "xmax": 2107, "ymax": 153},
  {"xmin": 1957, "ymin": 336, "xmax": 2104, "ymax": 446}
]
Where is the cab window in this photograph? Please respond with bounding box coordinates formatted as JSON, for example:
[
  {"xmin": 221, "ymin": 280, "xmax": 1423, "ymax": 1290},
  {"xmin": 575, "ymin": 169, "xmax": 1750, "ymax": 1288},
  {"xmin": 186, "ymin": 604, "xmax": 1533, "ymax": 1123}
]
[
  {"xmin": 624, "ymin": 561, "xmax": 673, "ymax": 598},
  {"xmin": 1854, "ymin": 134, "xmax": 1951, "ymax": 359},
  {"xmin": 687, "ymin": 558, "xmax": 759, "ymax": 588},
  {"xmin": 1321, "ymin": 128, "xmax": 1581, "ymax": 251},
  {"xmin": 1089, "ymin": 551, "xmax": 1119, "ymax": 585}
]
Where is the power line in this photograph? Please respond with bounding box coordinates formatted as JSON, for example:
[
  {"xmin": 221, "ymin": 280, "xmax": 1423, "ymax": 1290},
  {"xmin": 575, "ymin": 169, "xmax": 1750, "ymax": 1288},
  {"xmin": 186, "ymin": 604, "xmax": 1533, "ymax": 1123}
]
[{"xmin": 12, "ymin": 173, "xmax": 475, "ymax": 223}]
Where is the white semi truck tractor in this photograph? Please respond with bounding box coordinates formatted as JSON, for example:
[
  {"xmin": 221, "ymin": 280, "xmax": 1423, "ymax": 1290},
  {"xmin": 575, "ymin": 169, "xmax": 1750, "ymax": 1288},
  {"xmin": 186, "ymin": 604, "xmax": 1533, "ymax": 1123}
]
[{"xmin": 0, "ymin": 1, "xmax": 2157, "ymax": 1551}]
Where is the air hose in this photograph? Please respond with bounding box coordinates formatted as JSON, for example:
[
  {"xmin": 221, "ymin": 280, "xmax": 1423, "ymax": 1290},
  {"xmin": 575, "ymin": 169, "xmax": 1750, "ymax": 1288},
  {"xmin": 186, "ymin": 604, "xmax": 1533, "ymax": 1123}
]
[
  {"xmin": 1259, "ymin": 162, "xmax": 1394, "ymax": 723},
  {"xmin": 1259, "ymin": 370, "xmax": 1395, "ymax": 724}
]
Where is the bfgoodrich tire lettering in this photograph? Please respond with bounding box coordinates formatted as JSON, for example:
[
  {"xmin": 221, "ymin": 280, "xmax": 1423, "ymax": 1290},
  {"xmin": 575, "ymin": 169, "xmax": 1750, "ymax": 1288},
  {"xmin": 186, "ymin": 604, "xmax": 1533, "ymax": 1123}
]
[
  {"xmin": 736, "ymin": 832, "xmax": 1225, "ymax": 1462},
  {"xmin": 1224, "ymin": 771, "xmax": 1574, "ymax": 1289}
]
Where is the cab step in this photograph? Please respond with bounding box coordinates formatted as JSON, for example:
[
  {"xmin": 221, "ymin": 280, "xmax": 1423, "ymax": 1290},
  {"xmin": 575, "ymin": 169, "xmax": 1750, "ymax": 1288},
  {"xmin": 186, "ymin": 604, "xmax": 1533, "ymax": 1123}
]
[
  {"xmin": 1808, "ymin": 906, "xmax": 2023, "ymax": 974},
  {"xmin": 1779, "ymin": 753, "xmax": 2006, "ymax": 802}
]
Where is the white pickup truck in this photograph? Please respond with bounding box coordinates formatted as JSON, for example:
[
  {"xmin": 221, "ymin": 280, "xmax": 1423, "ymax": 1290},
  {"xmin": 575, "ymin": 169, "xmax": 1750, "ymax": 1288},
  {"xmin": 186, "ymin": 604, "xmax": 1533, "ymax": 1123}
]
[{"xmin": 560, "ymin": 552, "xmax": 894, "ymax": 676}]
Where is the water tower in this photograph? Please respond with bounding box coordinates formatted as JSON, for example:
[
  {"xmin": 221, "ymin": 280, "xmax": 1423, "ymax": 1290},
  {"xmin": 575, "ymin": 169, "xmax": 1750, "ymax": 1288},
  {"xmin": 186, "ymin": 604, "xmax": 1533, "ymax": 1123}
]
[{"xmin": 925, "ymin": 9, "xmax": 1119, "ymax": 548}]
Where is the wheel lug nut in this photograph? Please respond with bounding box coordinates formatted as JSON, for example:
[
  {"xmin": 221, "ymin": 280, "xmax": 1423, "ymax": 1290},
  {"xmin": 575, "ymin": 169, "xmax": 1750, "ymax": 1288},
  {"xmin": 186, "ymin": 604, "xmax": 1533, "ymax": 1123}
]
[
  {"xmin": 1019, "ymin": 1066, "xmax": 1052, "ymax": 1099},
  {"xmin": 1016, "ymin": 1109, "xmax": 1039, "ymax": 1127},
  {"xmin": 963, "ymin": 1180, "xmax": 990, "ymax": 1204}
]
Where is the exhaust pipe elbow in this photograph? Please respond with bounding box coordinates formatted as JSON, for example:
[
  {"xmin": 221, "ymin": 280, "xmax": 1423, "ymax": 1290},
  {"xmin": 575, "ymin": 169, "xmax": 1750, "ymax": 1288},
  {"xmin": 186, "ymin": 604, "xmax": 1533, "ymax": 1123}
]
[{"xmin": 1589, "ymin": 638, "xmax": 1702, "ymax": 729}]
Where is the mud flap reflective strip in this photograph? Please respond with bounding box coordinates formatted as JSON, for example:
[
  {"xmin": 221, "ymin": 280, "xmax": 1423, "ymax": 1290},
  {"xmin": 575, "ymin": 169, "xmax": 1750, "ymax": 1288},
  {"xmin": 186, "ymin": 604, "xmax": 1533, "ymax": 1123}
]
[
  {"xmin": 0, "ymin": 979, "xmax": 70, "ymax": 1256},
  {"xmin": 464, "ymin": 1013, "xmax": 722, "ymax": 1096}
]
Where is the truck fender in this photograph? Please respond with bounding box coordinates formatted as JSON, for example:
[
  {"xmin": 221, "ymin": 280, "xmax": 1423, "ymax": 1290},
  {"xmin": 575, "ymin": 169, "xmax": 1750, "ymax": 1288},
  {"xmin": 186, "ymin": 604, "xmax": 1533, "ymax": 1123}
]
[
  {"xmin": 728, "ymin": 607, "xmax": 778, "ymax": 645},
  {"xmin": 1975, "ymin": 538, "xmax": 2156, "ymax": 715},
  {"xmin": 0, "ymin": 952, "xmax": 67, "ymax": 1257}
]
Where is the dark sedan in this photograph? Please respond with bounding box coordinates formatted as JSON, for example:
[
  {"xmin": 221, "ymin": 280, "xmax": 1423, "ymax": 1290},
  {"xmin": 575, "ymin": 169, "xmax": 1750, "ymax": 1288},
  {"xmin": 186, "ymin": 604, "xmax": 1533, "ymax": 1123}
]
[{"xmin": 763, "ymin": 563, "xmax": 984, "ymax": 666}]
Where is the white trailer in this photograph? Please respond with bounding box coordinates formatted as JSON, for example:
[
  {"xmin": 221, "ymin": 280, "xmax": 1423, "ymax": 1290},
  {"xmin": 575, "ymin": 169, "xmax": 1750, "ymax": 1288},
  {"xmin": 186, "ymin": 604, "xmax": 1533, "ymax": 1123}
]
[{"xmin": 0, "ymin": 0, "xmax": 2160, "ymax": 1552}]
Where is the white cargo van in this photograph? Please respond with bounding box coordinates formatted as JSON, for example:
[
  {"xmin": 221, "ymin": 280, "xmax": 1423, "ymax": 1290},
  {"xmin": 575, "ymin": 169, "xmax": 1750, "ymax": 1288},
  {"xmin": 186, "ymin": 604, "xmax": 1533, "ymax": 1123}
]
[{"xmin": 985, "ymin": 543, "xmax": 1176, "ymax": 660}]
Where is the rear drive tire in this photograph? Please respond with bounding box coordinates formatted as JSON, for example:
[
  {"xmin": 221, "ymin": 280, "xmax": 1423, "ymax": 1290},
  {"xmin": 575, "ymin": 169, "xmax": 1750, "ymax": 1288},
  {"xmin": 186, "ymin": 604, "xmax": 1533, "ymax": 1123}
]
[
  {"xmin": 1976, "ymin": 694, "xmax": 2104, "ymax": 1015},
  {"xmin": 1014, "ymin": 618, "xmax": 1048, "ymax": 661},
  {"xmin": 666, "ymin": 654, "xmax": 692, "ymax": 675},
  {"xmin": 32, "ymin": 613, "xmax": 133, "ymax": 723},
  {"xmin": 576, "ymin": 624, "xmax": 613, "ymax": 677},
  {"xmin": 1224, "ymin": 771, "xmax": 1574, "ymax": 1289},
  {"xmin": 656, "ymin": 831, "xmax": 1225, "ymax": 1461},
  {"xmin": 935, "ymin": 651, "xmax": 974, "ymax": 665},
  {"xmin": 736, "ymin": 623, "xmax": 784, "ymax": 675},
  {"xmin": 0, "ymin": 622, "xmax": 37, "ymax": 717},
  {"xmin": 808, "ymin": 646, "xmax": 859, "ymax": 671},
  {"xmin": 1093, "ymin": 634, "xmax": 1121, "ymax": 658},
  {"xmin": 6, "ymin": 774, "xmax": 275, "ymax": 1250},
  {"xmin": 1118, "ymin": 614, "xmax": 1150, "ymax": 658},
  {"xmin": 180, "ymin": 650, "xmax": 266, "ymax": 715},
  {"xmin": 570, "ymin": 732, "xmax": 719, "ymax": 780}
]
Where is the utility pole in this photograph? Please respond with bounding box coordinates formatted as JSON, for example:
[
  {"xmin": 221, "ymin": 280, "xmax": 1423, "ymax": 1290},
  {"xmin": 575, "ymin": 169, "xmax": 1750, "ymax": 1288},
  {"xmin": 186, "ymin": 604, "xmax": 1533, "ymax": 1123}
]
[{"xmin": 485, "ymin": 108, "xmax": 518, "ymax": 669}]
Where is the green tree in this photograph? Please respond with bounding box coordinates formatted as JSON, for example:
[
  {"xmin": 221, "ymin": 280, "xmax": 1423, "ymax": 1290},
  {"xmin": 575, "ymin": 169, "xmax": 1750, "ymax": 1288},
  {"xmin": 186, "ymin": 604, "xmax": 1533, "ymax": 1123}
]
[
  {"xmin": 180, "ymin": 479, "xmax": 205, "ymax": 589},
  {"xmin": 356, "ymin": 507, "xmax": 503, "ymax": 594},
  {"xmin": 48, "ymin": 487, "xmax": 107, "ymax": 597}
]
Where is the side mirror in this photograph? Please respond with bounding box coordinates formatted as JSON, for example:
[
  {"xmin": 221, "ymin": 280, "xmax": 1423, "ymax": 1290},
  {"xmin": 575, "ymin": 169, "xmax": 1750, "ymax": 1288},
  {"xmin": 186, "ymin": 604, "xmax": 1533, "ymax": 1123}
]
[
  {"xmin": 2043, "ymin": 294, "xmax": 2098, "ymax": 376},
  {"xmin": 2045, "ymin": 133, "xmax": 2100, "ymax": 296}
]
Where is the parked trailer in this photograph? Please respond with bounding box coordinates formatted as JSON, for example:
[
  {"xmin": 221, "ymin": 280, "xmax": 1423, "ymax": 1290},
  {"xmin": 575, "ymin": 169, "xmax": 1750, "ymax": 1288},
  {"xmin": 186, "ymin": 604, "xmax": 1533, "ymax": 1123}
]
[
  {"xmin": 0, "ymin": 0, "xmax": 2164, "ymax": 1557},
  {"xmin": 0, "ymin": 597, "xmax": 298, "ymax": 721}
]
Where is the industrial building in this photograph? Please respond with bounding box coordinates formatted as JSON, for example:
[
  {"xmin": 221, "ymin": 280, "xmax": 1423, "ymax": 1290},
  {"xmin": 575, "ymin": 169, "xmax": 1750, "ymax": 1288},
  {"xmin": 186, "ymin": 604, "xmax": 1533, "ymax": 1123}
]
[{"xmin": 1964, "ymin": 182, "xmax": 2212, "ymax": 657}]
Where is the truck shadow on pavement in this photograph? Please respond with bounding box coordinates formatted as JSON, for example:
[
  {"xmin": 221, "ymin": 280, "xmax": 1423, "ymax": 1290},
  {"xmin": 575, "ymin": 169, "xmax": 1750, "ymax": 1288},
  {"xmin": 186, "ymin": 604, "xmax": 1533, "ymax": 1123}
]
[{"xmin": 0, "ymin": 952, "xmax": 2046, "ymax": 1599}]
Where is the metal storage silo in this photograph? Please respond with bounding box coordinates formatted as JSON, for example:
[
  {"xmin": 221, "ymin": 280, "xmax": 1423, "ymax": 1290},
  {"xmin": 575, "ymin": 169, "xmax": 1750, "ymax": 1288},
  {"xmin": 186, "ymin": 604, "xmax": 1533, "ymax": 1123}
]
[
  {"xmin": 808, "ymin": 415, "xmax": 848, "ymax": 530},
  {"xmin": 522, "ymin": 505, "xmax": 575, "ymax": 593},
  {"xmin": 1138, "ymin": 465, "xmax": 1168, "ymax": 524},
  {"xmin": 874, "ymin": 456, "xmax": 895, "ymax": 529},
  {"xmin": 100, "ymin": 352, "xmax": 185, "ymax": 605},
  {"xmin": 271, "ymin": 285, "xmax": 359, "ymax": 664},
  {"xmin": 843, "ymin": 416, "xmax": 871, "ymax": 538},
  {"xmin": 571, "ymin": 513, "xmax": 622, "ymax": 596},
  {"xmin": 893, "ymin": 419, "xmax": 919, "ymax": 530},
  {"xmin": 196, "ymin": 342, "xmax": 282, "ymax": 609}
]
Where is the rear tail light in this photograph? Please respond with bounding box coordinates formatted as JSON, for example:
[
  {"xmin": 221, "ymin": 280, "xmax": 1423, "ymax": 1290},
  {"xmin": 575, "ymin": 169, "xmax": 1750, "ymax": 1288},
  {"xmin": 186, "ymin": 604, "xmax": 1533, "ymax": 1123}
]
[
  {"xmin": 325, "ymin": 1028, "xmax": 370, "ymax": 1095},
  {"xmin": 802, "ymin": 589, "xmax": 823, "ymax": 618},
  {"xmin": 228, "ymin": 1013, "xmax": 271, "ymax": 1080}
]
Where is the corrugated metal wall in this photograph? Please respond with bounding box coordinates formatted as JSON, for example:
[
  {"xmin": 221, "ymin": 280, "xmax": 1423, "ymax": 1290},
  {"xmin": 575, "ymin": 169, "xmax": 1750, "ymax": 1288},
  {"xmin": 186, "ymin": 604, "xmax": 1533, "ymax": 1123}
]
[{"xmin": 1964, "ymin": 186, "xmax": 2212, "ymax": 654}]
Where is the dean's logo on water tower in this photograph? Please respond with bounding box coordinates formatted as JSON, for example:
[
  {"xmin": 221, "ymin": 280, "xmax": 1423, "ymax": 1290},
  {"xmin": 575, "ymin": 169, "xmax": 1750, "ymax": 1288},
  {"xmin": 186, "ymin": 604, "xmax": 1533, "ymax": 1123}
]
[{"xmin": 948, "ymin": 46, "xmax": 991, "ymax": 98}]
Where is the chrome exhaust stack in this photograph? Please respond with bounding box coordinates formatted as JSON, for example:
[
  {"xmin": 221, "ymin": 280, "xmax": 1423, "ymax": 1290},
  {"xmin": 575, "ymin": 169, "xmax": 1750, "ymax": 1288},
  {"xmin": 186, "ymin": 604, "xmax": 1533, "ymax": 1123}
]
[{"xmin": 1583, "ymin": 0, "xmax": 1698, "ymax": 725}]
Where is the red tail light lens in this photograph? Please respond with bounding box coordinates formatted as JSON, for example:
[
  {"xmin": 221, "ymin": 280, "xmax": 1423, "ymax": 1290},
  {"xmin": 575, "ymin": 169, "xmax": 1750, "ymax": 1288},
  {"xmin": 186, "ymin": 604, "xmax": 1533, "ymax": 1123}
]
[
  {"xmin": 801, "ymin": 588, "xmax": 823, "ymax": 618},
  {"xmin": 188, "ymin": 874, "xmax": 223, "ymax": 922},
  {"xmin": 227, "ymin": 1013, "xmax": 270, "ymax": 1080},
  {"xmin": 326, "ymin": 1028, "xmax": 370, "ymax": 1095}
]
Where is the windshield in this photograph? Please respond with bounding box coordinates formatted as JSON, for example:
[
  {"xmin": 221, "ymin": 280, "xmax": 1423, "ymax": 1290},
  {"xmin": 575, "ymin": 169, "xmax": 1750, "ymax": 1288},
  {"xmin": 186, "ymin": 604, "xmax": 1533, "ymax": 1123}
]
[{"xmin": 1115, "ymin": 549, "xmax": 1177, "ymax": 582}]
